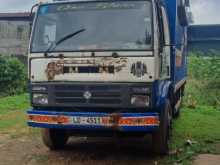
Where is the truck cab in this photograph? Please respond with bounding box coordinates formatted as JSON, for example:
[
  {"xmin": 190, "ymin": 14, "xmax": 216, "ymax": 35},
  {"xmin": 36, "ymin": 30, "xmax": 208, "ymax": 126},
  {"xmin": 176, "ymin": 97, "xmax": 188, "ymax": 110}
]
[{"xmin": 27, "ymin": 0, "xmax": 189, "ymax": 154}]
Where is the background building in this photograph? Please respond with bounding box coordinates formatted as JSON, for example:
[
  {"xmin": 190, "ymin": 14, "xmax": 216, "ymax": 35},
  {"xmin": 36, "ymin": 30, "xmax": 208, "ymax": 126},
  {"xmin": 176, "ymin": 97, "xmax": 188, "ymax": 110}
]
[{"xmin": 0, "ymin": 12, "xmax": 31, "ymax": 56}]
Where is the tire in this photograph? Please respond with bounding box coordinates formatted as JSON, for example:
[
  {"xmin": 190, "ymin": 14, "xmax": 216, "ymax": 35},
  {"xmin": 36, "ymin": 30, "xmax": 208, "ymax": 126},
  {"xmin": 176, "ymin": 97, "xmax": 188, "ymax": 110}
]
[
  {"xmin": 41, "ymin": 128, "xmax": 68, "ymax": 150},
  {"xmin": 152, "ymin": 99, "xmax": 172, "ymax": 155}
]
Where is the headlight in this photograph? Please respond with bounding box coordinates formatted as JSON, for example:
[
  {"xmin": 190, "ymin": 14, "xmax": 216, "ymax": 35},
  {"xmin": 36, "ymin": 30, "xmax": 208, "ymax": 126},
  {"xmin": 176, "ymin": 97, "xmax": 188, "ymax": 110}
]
[
  {"xmin": 131, "ymin": 95, "xmax": 150, "ymax": 107},
  {"xmin": 33, "ymin": 94, "xmax": 48, "ymax": 105}
]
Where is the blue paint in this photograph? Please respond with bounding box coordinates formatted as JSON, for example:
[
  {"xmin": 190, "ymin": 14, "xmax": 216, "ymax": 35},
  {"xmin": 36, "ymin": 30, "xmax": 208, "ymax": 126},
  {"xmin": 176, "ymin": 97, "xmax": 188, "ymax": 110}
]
[
  {"xmin": 27, "ymin": 110, "xmax": 159, "ymax": 117},
  {"xmin": 150, "ymin": 0, "xmax": 188, "ymax": 112},
  {"xmin": 157, "ymin": 80, "xmax": 172, "ymax": 107},
  {"xmin": 163, "ymin": 0, "xmax": 177, "ymax": 45},
  {"xmin": 119, "ymin": 126, "xmax": 157, "ymax": 132},
  {"xmin": 152, "ymin": 80, "xmax": 172, "ymax": 111},
  {"xmin": 163, "ymin": 0, "xmax": 188, "ymax": 85}
]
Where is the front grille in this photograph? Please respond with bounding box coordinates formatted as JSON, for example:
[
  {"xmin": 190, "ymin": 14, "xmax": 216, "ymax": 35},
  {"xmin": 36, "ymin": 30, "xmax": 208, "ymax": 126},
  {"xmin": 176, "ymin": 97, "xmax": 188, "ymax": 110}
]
[{"xmin": 54, "ymin": 84, "xmax": 123, "ymax": 106}]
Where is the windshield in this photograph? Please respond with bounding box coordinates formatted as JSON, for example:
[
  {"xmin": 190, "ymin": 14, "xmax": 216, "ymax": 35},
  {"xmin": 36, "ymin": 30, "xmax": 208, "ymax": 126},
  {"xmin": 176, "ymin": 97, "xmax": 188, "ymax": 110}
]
[{"xmin": 31, "ymin": 0, "xmax": 153, "ymax": 52}]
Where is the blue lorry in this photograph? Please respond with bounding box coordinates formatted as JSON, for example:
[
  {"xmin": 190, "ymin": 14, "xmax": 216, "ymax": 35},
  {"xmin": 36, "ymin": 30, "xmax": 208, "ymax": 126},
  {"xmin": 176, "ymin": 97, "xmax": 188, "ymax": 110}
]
[{"xmin": 27, "ymin": 0, "xmax": 189, "ymax": 154}]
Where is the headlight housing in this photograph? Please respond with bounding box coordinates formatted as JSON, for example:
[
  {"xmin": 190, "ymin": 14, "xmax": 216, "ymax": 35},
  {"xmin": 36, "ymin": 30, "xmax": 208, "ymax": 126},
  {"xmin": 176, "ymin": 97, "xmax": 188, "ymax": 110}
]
[
  {"xmin": 131, "ymin": 95, "xmax": 150, "ymax": 107},
  {"xmin": 33, "ymin": 93, "xmax": 48, "ymax": 105}
]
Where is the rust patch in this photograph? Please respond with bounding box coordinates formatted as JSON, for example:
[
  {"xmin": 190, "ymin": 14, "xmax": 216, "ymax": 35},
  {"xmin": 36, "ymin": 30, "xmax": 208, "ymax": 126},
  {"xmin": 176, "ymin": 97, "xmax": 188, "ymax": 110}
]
[
  {"xmin": 108, "ymin": 113, "xmax": 121, "ymax": 129},
  {"xmin": 45, "ymin": 62, "xmax": 63, "ymax": 81},
  {"xmin": 45, "ymin": 58, "xmax": 128, "ymax": 80},
  {"xmin": 175, "ymin": 48, "xmax": 183, "ymax": 68}
]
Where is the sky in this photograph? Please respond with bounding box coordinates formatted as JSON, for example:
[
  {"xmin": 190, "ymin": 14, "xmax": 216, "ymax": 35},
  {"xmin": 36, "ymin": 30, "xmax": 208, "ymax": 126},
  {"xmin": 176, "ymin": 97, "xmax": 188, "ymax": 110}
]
[
  {"xmin": 190, "ymin": 0, "xmax": 220, "ymax": 24},
  {"xmin": 0, "ymin": 0, "xmax": 220, "ymax": 25}
]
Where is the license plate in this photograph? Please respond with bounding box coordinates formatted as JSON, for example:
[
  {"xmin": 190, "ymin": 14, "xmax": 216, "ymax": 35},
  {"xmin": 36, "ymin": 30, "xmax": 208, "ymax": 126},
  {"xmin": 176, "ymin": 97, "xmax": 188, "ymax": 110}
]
[{"xmin": 71, "ymin": 116, "xmax": 110, "ymax": 126}]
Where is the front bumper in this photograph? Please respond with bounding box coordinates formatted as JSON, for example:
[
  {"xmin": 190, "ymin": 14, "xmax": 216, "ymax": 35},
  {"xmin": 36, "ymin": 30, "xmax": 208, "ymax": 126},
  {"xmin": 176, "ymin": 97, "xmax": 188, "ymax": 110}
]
[{"xmin": 27, "ymin": 109, "xmax": 159, "ymax": 132}]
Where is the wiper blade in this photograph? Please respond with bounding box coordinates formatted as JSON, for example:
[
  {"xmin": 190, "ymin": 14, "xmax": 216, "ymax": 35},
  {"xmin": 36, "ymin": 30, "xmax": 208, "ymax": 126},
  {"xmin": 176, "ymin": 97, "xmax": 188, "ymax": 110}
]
[
  {"xmin": 56, "ymin": 28, "xmax": 86, "ymax": 47},
  {"xmin": 44, "ymin": 28, "xmax": 86, "ymax": 56}
]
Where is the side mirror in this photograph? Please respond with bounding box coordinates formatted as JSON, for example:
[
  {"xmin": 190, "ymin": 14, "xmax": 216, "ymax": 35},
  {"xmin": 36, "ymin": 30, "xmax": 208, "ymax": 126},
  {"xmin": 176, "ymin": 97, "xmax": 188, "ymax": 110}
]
[{"xmin": 178, "ymin": 5, "xmax": 188, "ymax": 27}]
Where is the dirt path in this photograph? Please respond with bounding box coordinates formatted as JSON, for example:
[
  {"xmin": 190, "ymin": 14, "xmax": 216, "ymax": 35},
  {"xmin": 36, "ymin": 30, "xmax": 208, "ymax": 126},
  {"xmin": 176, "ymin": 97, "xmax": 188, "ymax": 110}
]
[
  {"xmin": 0, "ymin": 135, "xmax": 159, "ymax": 165},
  {"xmin": 193, "ymin": 154, "xmax": 220, "ymax": 165}
]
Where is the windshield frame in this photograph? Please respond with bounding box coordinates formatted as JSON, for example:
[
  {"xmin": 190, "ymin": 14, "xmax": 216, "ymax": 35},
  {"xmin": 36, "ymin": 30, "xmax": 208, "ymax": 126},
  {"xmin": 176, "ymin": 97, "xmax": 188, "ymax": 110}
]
[{"xmin": 30, "ymin": 0, "xmax": 154, "ymax": 53}]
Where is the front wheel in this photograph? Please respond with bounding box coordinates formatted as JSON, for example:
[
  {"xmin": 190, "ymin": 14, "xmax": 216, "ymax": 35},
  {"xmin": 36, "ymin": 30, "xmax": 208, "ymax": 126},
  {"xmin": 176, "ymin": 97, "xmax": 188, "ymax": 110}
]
[
  {"xmin": 41, "ymin": 129, "xmax": 68, "ymax": 150},
  {"xmin": 152, "ymin": 99, "xmax": 172, "ymax": 155}
]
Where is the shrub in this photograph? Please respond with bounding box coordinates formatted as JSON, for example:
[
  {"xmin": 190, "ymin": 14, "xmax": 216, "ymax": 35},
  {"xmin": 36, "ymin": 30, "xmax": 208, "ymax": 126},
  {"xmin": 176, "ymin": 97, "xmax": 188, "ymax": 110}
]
[
  {"xmin": 0, "ymin": 55, "xmax": 26, "ymax": 96},
  {"xmin": 185, "ymin": 54, "xmax": 220, "ymax": 107},
  {"xmin": 188, "ymin": 53, "xmax": 220, "ymax": 83}
]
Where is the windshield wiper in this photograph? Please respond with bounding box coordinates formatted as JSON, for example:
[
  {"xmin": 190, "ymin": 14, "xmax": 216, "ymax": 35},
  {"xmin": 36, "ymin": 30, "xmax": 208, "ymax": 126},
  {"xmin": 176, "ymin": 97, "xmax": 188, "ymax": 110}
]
[{"xmin": 44, "ymin": 28, "xmax": 86, "ymax": 57}]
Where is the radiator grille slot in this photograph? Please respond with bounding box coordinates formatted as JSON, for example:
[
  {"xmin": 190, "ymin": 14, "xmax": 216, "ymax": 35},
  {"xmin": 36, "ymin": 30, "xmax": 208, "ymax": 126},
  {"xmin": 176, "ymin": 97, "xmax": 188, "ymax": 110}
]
[{"xmin": 54, "ymin": 84, "xmax": 123, "ymax": 106}]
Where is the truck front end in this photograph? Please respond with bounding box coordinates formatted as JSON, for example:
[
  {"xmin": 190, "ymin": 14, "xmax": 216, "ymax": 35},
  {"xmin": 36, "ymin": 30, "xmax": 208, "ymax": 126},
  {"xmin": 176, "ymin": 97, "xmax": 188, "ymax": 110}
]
[{"xmin": 27, "ymin": 0, "xmax": 175, "ymax": 154}]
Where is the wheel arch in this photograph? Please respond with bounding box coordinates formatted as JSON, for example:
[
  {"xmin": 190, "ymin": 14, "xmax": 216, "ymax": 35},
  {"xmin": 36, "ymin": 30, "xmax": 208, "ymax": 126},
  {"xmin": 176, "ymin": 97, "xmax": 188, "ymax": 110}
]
[{"xmin": 156, "ymin": 80, "xmax": 174, "ymax": 109}]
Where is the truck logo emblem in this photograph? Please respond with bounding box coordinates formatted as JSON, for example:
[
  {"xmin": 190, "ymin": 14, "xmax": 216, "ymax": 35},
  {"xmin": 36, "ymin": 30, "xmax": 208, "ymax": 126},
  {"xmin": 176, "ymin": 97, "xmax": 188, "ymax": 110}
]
[
  {"xmin": 83, "ymin": 91, "xmax": 92, "ymax": 99},
  {"xmin": 131, "ymin": 62, "xmax": 147, "ymax": 77}
]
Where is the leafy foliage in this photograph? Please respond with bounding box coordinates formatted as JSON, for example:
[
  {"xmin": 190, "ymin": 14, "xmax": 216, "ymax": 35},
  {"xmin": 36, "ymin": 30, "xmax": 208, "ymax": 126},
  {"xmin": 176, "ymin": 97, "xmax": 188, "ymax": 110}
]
[
  {"xmin": 185, "ymin": 54, "xmax": 220, "ymax": 107},
  {"xmin": 0, "ymin": 55, "xmax": 27, "ymax": 96},
  {"xmin": 188, "ymin": 53, "xmax": 220, "ymax": 82}
]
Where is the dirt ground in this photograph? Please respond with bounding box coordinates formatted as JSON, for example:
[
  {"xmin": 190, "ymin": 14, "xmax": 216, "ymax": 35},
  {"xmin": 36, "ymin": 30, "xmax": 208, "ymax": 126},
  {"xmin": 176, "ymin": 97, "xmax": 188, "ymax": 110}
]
[
  {"xmin": 193, "ymin": 154, "xmax": 220, "ymax": 165},
  {"xmin": 1, "ymin": 133, "xmax": 220, "ymax": 165},
  {"xmin": 0, "ymin": 134, "xmax": 160, "ymax": 165}
]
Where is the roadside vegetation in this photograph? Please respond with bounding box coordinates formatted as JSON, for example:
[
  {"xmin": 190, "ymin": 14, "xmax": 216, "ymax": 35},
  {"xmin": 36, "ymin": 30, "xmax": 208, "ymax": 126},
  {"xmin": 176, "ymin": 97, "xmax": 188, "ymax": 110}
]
[
  {"xmin": 0, "ymin": 94, "xmax": 31, "ymax": 137},
  {"xmin": 0, "ymin": 54, "xmax": 219, "ymax": 164},
  {"xmin": 0, "ymin": 55, "xmax": 26, "ymax": 97},
  {"xmin": 186, "ymin": 53, "xmax": 220, "ymax": 107},
  {"xmin": 161, "ymin": 54, "xmax": 220, "ymax": 164}
]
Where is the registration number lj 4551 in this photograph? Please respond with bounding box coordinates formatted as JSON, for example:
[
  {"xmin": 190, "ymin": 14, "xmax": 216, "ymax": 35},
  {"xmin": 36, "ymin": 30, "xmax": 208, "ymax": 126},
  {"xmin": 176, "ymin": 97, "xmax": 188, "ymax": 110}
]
[{"xmin": 71, "ymin": 116, "xmax": 110, "ymax": 125}]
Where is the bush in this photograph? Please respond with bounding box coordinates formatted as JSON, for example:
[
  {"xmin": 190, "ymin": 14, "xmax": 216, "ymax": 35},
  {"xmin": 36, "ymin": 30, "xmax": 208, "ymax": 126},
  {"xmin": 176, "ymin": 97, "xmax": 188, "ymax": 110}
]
[
  {"xmin": 0, "ymin": 55, "xmax": 26, "ymax": 96},
  {"xmin": 188, "ymin": 53, "xmax": 220, "ymax": 83},
  {"xmin": 185, "ymin": 54, "xmax": 220, "ymax": 107}
]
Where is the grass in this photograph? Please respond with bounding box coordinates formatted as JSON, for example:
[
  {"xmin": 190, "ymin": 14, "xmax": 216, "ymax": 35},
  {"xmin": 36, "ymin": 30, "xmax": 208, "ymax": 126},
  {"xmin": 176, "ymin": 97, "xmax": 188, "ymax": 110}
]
[
  {"xmin": 0, "ymin": 94, "xmax": 33, "ymax": 137},
  {"xmin": 161, "ymin": 106, "xmax": 220, "ymax": 164},
  {"xmin": 184, "ymin": 79, "xmax": 220, "ymax": 108},
  {"xmin": 0, "ymin": 94, "xmax": 30, "ymax": 114},
  {"xmin": 172, "ymin": 106, "xmax": 220, "ymax": 146}
]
